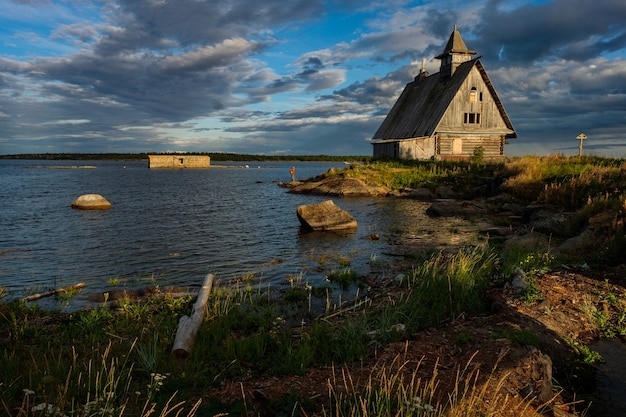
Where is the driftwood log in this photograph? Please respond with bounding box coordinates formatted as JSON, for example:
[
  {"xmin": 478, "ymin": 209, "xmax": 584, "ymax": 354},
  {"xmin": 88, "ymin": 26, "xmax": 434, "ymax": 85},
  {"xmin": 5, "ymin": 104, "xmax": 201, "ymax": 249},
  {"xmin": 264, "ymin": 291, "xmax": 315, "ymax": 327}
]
[
  {"xmin": 171, "ymin": 273, "xmax": 214, "ymax": 358},
  {"xmin": 22, "ymin": 283, "xmax": 86, "ymax": 302}
]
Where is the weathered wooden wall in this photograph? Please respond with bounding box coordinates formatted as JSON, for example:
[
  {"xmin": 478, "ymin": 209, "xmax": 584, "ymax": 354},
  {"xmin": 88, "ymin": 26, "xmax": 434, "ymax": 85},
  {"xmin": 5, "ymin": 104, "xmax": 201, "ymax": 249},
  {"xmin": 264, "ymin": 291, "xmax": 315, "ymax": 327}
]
[
  {"xmin": 437, "ymin": 134, "xmax": 504, "ymax": 157},
  {"xmin": 372, "ymin": 137, "xmax": 436, "ymax": 159},
  {"xmin": 438, "ymin": 66, "xmax": 510, "ymax": 133},
  {"xmin": 148, "ymin": 155, "xmax": 211, "ymax": 169},
  {"xmin": 399, "ymin": 137, "xmax": 436, "ymax": 159},
  {"xmin": 372, "ymin": 141, "xmax": 398, "ymax": 159}
]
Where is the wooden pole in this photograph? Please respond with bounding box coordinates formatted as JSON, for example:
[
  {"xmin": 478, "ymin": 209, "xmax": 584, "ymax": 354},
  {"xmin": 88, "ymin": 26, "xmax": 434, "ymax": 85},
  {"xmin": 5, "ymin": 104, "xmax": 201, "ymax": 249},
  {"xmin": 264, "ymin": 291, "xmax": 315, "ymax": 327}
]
[
  {"xmin": 172, "ymin": 273, "xmax": 214, "ymax": 358},
  {"xmin": 21, "ymin": 283, "xmax": 86, "ymax": 302}
]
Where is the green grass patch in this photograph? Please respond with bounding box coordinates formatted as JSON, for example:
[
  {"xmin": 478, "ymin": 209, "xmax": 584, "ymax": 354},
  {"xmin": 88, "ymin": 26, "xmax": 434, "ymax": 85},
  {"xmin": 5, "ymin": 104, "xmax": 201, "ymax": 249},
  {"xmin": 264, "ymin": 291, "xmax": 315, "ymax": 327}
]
[
  {"xmin": 494, "ymin": 327, "xmax": 539, "ymax": 347},
  {"xmin": 326, "ymin": 268, "xmax": 367, "ymax": 290},
  {"xmin": 398, "ymin": 245, "xmax": 498, "ymax": 329},
  {"xmin": 564, "ymin": 338, "xmax": 603, "ymax": 365}
]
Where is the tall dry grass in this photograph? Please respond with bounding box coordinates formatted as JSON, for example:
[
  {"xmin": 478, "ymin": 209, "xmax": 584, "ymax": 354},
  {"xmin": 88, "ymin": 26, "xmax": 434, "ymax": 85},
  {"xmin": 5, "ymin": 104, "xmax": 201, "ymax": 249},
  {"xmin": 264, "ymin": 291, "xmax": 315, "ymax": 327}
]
[{"xmin": 324, "ymin": 351, "xmax": 544, "ymax": 417}]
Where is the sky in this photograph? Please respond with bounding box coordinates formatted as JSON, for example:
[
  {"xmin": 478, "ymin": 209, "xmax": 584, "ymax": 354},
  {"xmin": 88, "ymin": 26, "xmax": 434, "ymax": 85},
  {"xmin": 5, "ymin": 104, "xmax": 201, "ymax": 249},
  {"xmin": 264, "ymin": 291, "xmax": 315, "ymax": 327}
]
[{"xmin": 1, "ymin": 0, "xmax": 625, "ymax": 157}]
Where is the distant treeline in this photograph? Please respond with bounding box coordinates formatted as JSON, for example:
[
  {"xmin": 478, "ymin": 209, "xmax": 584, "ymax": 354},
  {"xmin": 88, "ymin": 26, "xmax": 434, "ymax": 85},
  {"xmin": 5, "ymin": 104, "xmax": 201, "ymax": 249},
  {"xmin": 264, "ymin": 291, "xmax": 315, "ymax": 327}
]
[
  {"xmin": 0, "ymin": 153, "xmax": 150, "ymax": 161},
  {"xmin": 0, "ymin": 152, "xmax": 370, "ymax": 162},
  {"xmin": 208, "ymin": 153, "xmax": 370, "ymax": 162}
]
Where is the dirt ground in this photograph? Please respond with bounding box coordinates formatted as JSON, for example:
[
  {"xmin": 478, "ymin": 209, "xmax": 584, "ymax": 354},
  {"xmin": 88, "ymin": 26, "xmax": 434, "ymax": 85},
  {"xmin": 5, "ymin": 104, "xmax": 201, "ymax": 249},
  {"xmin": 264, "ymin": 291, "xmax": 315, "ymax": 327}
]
[{"xmin": 205, "ymin": 265, "xmax": 626, "ymax": 417}]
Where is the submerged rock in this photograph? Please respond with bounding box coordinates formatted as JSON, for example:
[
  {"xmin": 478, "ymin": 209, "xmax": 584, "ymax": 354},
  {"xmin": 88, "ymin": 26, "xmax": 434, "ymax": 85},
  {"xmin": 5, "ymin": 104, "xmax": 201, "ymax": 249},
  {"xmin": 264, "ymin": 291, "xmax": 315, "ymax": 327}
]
[
  {"xmin": 71, "ymin": 194, "xmax": 112, "ymax": 210},
  {"xmin": 296, "ymin": 200, "xmax": 357, "ymax": 231}
]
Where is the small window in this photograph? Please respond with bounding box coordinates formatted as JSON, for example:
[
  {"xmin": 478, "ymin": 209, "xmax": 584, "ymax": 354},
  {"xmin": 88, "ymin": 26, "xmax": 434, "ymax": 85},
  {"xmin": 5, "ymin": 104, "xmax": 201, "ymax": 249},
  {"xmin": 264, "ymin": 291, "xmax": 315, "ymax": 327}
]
[
  {"xmin": 469, "ymin": 87, "xmax": 477, "ymax": 103},
  {"xmin": 179, "ymin": 158, "xmax": 184, "ymax": 164},
  {"xmin": 479, "ymin": 92, "xmax": 483, "ymax": 101},
  {"xmin": 463, "ymin": 113, "xmax": 481, "ymax": 124}
]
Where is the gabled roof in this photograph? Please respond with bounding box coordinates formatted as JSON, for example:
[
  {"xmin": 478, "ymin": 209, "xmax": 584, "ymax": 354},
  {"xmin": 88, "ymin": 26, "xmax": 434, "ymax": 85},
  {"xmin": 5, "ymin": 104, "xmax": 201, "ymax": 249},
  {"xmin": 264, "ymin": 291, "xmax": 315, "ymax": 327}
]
[{"xmin": 372, "ymin": 58, "xmax": 516, "ymax": 141}]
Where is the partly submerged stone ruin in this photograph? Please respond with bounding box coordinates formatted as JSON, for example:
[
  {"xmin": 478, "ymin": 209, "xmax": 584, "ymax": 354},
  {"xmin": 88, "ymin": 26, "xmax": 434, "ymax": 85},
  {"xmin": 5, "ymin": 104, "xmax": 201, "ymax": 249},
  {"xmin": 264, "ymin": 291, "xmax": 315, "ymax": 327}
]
[{"xmin": 148, "ymin": 155, "xmax": 211, "ymax": 169}]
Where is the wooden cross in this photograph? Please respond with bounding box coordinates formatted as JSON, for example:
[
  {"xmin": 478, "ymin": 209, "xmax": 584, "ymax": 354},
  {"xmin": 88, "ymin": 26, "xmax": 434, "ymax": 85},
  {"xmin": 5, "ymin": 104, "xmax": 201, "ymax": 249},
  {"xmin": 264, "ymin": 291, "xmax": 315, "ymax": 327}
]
[{"xmin": 576, "ymin": 133, "xmax": 588, "ymax": 156}]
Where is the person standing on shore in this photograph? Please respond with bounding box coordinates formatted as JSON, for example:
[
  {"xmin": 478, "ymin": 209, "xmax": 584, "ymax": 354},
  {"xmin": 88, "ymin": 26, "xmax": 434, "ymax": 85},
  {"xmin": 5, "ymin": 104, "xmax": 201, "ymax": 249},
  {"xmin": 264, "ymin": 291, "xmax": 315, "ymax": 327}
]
[{"xmin": 290, "ymin": 165, "xmax": 296, "ymax": 181}]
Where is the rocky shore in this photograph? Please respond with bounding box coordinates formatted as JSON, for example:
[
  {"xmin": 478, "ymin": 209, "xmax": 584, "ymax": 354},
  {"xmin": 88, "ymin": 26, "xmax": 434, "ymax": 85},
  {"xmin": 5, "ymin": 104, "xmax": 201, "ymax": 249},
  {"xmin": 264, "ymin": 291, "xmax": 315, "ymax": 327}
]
[
  {"xmin": 274, "ymin": 168, "xmax": 626, "ymax": 416},
  {"xmin": 280, "ymin": 170, "xmax": 616, "ymax": 260}
]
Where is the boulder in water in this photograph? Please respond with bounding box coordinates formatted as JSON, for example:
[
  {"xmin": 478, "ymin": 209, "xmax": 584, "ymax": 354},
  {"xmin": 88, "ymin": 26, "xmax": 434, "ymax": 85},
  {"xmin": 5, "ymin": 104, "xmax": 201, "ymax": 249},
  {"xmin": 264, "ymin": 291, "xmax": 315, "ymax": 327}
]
[
  {"xmin": 296, "ymin": 200, "xmax": 357, "ymax": 231},
  {"xmin": 71, "ymin": 194, "xmax": 112, "ymax": 210}
]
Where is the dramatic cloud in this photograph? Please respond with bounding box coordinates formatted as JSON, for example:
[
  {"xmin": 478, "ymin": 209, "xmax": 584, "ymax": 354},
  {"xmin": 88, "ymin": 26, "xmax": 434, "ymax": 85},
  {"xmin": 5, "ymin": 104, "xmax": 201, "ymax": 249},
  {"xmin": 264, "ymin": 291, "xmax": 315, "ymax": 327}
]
[{"xmin": 0, "ymin": 0, "xmax": 625, "ymax": 156}]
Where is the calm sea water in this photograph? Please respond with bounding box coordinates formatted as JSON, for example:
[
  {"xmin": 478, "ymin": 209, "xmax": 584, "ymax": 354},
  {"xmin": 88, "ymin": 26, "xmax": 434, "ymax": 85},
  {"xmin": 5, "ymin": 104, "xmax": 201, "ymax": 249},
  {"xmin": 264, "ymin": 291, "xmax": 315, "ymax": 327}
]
[{"xmin": 0, "ymin": 159, "xmax": 482, "ymax": 309}]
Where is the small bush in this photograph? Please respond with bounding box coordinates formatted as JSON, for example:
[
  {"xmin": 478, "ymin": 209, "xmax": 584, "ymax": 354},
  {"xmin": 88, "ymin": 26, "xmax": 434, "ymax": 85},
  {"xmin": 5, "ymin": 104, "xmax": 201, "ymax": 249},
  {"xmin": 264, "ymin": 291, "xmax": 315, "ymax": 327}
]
[{"xmin": 470, "ymin": 146, "xmax": 485, "ymax": 165}]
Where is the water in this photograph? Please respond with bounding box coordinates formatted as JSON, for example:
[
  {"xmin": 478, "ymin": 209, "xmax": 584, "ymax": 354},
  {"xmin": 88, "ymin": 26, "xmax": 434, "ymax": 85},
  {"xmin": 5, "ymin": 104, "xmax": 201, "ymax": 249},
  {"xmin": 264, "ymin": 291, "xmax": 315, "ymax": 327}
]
[
  {"xmin": 591, "ymin": 338, "xmax": 626, "ymax": 416},
  {"xmin": 0, "ymin": 159, "xmax": 482, "ymax": 309}
]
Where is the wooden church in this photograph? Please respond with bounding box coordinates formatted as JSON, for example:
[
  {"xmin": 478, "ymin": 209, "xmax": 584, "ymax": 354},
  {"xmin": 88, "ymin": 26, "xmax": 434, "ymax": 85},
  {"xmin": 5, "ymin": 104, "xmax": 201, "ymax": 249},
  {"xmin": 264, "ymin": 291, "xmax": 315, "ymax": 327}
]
[{"xmin": 371, "ymin": 26, "xmax": 516, "ymax": 160}]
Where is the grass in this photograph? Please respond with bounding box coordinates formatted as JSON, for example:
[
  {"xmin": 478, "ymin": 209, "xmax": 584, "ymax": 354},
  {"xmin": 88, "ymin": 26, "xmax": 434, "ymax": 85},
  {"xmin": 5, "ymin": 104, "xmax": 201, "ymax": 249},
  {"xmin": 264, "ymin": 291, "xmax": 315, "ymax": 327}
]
[
  {"xmin": 564, "ymin": 338, "xmax": 603, "ymax": 365},
  {"xmin": 577, "ymin": 279, "xmax": 626, "ymax": 339},
  {"xmin": 398, "ymin": 244, "xmax": 498, "ymax": 329},
  {"xmin": 493, "ymin": 328, "xmax": 540, "ymax": 347},
  {"xmin": 324, "ymin": 352, "xmax": 543, "ymax": 417},
  {"xmin": 499, "ymin": 155, "xmax": 625, "ymax": 208},
  {"xmin": 342, "ymin": 158, "xmax": 503, "ymax": 196},
  {"xmin": 326, "ymin": 268, "xmax": 367, "ymax": 290},
  {"xmin": 499, "ymin": 246, "xmax": 556, "ymax": 303},
  {"xmin": 0, "ymin": 245, "xmax": 500, "ymax": 416},
  {"xmin": 347, "ymin": 155, "xmax": 626, "ymax": 261}
]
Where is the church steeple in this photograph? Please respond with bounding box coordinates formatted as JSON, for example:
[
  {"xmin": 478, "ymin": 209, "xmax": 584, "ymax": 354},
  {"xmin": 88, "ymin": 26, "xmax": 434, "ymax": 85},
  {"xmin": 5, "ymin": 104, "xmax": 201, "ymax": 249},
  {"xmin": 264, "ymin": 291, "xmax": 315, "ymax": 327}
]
[{"xmin": 435, "ymin": 25, "xmax": 476, "ymax": 81}]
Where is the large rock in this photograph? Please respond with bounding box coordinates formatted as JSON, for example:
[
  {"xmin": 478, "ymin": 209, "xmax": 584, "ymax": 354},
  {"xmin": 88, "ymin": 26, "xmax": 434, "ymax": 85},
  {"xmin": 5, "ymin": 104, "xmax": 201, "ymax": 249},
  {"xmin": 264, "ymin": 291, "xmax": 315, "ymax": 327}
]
[
  {"xmin": 528, "ymin": 209, "xmax": 574, "ymax": 237},
  {"xmin": 296, "ymin": 200, "xmax": 357, "ymax": 231},
  {"xmin": 425, "ymin": 199, "xmax": 487, "ymax": 217},
  {"xmin": 553, "ymin": 229, "xmax": 593, "ymax": 256},
  {"xmin": 405, "ymin": 187, "xmax": 436, "ymax": 200},
  {"xmin": 286, "ymin": 176, "xmax": 388, "ymax": 197},
  {"xmin": 504, "ymin": 232, "xmax": 551, "ymax": 251},
  {"xmin": 434, "ymin": 185, "xmax": 458, "ymax": 199},
  {"xmin": 71, "ymin": 194, "xmax": 112, "ymax": 210}
]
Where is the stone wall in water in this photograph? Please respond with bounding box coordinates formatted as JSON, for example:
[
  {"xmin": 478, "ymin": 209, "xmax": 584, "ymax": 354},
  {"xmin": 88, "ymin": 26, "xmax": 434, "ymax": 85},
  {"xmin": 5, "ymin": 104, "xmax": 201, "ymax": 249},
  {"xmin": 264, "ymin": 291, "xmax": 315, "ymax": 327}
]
[{"xmin": 148, "ymin": 155, "xmax": 211, "ymax": 168}]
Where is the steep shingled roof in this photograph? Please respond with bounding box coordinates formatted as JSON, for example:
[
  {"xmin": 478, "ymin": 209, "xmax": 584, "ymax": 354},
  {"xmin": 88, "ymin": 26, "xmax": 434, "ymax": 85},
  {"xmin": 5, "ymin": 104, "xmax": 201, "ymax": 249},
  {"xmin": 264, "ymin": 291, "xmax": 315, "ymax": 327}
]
[
  {"xmin": 373, "ymin": 61, "xmax": 516, "ymax": 141},
  {"xmin": 373, "ymin": 60, "xmax": 473, "ymax": 140}
]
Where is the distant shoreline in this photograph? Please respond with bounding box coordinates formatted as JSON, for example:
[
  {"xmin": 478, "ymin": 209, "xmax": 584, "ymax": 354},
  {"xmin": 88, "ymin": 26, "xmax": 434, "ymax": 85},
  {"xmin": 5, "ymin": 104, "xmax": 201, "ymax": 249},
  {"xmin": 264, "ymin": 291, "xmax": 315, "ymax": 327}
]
[
  {"xmin": 26, "ymin": 165, "xmax": 98, "ymax": 169},
  {"xmin": 0, "ymin": 152, "xmax": 370, "ymax": 163}
]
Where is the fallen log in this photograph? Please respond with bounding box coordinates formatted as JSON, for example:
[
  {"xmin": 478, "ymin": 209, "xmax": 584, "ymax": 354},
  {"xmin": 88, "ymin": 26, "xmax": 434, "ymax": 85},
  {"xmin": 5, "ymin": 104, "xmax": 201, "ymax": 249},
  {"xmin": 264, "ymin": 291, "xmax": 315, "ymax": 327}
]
[
  {"xmin": 172, "ymin": 273, "xmax": 215, "ymax": 358},
  {"xmin": 22, "ymin": 283, "xmax": 86, "ymax": 302}
]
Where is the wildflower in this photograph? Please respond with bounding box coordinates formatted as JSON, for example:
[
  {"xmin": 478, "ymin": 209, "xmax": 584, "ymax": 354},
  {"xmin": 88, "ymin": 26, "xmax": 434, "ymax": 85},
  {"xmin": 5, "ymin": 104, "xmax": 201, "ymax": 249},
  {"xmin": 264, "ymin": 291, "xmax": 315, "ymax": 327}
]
[
  {"xmin": 32, "ymin": 403, "xmax": 60, "ymax": 415},
  {"xmin": 23, "ymin": 388, "xmax": 35, "ymax": 395},
  {"xmin": 147, "ymin": 372, "xmax": 167, "ymax": 396},
  {"xmin": 404, "ymin": 396, "xmax": 435, "ymax": 414}
]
